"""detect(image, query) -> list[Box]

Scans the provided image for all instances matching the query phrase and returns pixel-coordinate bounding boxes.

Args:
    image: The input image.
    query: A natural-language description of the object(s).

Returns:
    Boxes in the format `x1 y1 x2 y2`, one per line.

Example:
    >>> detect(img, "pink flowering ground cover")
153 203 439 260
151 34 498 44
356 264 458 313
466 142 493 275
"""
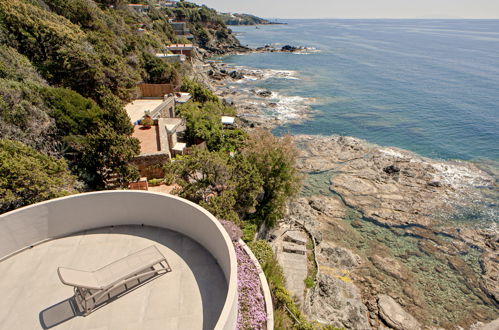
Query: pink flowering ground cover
235 242 267 330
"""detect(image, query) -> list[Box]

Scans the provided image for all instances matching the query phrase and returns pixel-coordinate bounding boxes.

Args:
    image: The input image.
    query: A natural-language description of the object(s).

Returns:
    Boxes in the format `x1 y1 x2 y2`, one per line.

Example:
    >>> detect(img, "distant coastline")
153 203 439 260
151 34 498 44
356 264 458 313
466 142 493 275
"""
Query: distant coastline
220 12 286 26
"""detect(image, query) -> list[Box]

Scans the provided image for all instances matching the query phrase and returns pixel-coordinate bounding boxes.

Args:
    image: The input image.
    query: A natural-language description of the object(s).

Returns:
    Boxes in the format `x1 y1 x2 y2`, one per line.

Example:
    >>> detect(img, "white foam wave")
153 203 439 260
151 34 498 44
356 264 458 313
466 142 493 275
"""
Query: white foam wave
268 92 312 120
230 66 300 81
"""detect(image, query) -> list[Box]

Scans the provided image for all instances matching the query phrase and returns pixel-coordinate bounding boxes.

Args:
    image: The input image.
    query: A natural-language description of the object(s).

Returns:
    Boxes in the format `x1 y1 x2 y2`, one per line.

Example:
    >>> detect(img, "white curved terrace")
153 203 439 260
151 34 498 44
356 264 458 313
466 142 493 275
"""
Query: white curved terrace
0 191 238 330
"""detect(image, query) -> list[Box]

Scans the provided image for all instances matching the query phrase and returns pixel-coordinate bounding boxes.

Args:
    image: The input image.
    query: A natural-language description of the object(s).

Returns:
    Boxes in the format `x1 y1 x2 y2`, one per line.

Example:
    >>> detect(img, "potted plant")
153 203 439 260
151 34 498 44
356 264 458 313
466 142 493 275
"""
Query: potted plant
141 115 154 129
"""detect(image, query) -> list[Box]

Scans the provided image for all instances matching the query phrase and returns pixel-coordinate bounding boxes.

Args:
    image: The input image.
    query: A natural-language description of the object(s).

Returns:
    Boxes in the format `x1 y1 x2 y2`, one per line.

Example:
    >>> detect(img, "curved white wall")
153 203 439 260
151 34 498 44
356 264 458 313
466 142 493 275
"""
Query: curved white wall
0 191 237 330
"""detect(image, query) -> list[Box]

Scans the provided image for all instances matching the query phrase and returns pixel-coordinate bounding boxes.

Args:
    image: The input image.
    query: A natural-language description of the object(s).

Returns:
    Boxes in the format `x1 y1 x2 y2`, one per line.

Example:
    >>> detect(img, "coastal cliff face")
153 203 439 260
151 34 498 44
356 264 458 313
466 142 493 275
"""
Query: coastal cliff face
281 135 498 329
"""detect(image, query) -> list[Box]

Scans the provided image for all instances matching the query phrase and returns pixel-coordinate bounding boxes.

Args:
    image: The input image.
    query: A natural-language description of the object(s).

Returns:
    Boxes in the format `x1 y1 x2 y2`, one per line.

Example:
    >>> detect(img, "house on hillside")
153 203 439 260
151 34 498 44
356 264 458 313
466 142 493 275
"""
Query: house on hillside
131 117 187 179
170 22 194 39
165 44 195 58
155 53 187 63
154 0 178 8
128 4 149 13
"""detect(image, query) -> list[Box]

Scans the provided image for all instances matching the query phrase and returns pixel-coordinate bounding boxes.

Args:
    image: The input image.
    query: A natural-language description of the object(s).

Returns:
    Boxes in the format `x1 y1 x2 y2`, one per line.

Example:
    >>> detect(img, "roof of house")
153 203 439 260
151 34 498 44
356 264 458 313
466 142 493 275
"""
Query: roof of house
166 43 194 50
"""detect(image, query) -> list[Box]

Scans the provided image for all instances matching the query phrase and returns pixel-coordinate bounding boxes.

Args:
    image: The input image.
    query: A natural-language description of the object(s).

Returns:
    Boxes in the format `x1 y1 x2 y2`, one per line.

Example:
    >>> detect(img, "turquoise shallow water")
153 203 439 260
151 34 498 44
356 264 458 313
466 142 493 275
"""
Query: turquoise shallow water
224 19 499 162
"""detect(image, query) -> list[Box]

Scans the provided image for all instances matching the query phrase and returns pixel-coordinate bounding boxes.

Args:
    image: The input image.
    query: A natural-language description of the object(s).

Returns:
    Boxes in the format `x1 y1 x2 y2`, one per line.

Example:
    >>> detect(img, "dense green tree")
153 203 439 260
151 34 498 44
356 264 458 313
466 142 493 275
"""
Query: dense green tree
0 47 46 84
142 52 180 84
177 100 243 151
41 87 103 136
0 139 75 213
0 79 58 155
66 128 140 189
242 130 302 227
181 78 220 104
164 149 262 221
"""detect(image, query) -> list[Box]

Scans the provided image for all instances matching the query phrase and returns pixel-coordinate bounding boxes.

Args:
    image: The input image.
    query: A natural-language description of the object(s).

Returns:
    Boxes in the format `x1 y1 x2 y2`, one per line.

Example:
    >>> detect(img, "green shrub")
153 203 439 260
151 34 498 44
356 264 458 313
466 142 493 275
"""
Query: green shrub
164 148 262 221
0 139 75 213
248 240 273 264
181 78 220 104
243 130 302 227
140 116 154 127
142 52 180 84
304 277 315 289
148 178 163 186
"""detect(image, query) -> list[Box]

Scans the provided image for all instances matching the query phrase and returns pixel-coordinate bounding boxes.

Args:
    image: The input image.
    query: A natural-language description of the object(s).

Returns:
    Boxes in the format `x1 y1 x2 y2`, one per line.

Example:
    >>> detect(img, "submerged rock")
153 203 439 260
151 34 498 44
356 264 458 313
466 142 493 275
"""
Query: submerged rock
284 135 498 328
377 295 421 330
229 70 244 79
281 45 299 52
256 90 272 97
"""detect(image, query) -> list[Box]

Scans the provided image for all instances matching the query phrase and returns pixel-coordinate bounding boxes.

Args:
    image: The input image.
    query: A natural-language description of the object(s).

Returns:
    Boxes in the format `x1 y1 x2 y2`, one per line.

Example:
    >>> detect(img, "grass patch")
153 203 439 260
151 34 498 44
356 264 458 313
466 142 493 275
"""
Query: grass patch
304 236 318 289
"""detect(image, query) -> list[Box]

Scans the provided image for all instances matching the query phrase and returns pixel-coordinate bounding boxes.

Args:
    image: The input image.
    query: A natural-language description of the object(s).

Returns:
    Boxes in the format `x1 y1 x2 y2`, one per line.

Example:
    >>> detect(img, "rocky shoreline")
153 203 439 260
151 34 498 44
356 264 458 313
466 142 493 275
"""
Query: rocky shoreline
203 62 314 128
286 135 499 329
194 46 499 329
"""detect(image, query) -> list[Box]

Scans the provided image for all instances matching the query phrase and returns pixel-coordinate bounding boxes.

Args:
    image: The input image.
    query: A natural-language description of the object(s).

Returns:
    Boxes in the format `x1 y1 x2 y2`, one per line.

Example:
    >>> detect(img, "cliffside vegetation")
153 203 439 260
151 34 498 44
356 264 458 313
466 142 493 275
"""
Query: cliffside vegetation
0 139 75 213
0 1 306 327
166 80 301 229
0 0 242 212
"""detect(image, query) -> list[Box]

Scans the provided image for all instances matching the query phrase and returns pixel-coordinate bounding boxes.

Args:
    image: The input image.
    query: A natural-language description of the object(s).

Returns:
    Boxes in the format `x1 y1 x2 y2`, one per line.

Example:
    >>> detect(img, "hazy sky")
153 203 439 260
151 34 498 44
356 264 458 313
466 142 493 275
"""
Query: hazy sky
194 0 499 19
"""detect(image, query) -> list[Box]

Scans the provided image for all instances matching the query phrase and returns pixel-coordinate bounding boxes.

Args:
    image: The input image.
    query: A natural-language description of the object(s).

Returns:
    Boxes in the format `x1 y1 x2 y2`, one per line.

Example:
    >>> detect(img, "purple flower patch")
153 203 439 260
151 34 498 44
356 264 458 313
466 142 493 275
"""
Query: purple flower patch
235 242 267 330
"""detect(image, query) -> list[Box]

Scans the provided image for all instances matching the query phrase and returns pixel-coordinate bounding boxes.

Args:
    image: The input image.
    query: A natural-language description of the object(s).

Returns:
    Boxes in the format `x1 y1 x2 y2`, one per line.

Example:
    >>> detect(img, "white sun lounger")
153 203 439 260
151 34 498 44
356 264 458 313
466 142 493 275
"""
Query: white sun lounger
58 245 171 315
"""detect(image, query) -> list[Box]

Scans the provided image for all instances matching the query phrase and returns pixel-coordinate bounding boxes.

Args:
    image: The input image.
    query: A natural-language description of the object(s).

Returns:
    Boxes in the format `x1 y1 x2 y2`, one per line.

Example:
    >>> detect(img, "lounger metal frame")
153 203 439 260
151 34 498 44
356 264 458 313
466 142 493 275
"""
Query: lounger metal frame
73 259 171 315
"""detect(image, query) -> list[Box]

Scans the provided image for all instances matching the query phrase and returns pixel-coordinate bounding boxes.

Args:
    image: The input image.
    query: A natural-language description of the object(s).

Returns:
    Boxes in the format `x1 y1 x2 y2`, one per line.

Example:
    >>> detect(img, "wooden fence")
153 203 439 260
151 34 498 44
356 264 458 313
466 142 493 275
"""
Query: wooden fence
136 83 180 98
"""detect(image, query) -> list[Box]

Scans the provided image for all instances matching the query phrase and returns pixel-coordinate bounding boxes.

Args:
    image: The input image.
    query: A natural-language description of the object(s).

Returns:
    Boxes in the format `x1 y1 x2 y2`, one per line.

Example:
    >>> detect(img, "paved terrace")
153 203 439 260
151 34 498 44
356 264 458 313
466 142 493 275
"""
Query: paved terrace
125 99 164 123
0 225 226 329
132 125 161 154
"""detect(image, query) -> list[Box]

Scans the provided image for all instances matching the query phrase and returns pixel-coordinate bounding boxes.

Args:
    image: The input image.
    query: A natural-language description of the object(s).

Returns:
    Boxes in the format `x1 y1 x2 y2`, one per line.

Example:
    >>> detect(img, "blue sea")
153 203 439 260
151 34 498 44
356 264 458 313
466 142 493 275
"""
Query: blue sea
223 20 499 163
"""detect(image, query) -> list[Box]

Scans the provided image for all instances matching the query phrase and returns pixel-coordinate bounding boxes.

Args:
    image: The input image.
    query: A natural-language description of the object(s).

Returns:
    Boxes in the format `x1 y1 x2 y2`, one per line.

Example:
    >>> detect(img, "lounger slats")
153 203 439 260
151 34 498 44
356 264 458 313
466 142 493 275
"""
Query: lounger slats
57 245 171 315
93 246 165 288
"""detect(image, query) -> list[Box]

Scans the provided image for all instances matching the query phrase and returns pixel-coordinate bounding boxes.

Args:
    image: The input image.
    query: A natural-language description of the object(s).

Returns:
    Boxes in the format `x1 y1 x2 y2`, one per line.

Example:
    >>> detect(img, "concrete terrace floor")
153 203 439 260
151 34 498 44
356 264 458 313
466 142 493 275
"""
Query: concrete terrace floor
0 225 227 330
125 99 164 123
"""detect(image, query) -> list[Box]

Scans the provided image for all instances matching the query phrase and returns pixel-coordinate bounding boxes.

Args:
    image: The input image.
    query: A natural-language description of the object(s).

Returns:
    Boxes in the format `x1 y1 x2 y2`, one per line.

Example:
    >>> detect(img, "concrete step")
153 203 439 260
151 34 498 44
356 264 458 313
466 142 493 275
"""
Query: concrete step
284 232 307 246
282 242 306 255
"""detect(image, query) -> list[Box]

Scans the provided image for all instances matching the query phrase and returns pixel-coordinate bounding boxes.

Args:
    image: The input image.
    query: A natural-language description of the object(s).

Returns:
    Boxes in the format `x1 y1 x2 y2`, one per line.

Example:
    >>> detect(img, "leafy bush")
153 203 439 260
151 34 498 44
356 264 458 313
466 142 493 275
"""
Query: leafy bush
0 139 75 213
181 78 220 104
164 149 262 221
242 130 302 227
248 240 273 265
66 128 140 189
242 223 258 243
142 52 180 84
41 86 103 136
0 47 46 84
148 178 163 186
177 99 242 151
